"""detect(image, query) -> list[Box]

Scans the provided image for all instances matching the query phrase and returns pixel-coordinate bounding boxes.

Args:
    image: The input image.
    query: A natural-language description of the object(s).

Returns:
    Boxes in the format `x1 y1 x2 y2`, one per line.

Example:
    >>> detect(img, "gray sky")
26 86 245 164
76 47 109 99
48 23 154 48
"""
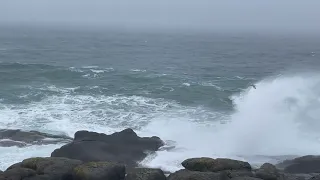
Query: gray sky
1 0 320 33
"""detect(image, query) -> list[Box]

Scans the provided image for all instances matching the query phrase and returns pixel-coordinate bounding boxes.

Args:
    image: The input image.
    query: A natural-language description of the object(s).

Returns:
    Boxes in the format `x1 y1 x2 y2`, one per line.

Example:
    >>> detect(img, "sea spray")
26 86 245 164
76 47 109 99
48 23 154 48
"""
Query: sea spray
141 73 320 172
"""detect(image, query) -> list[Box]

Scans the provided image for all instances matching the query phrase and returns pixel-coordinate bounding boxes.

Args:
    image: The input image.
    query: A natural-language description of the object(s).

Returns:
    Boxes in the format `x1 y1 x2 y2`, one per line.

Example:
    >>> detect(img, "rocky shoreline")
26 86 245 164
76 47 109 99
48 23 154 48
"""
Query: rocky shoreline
1 128 320 180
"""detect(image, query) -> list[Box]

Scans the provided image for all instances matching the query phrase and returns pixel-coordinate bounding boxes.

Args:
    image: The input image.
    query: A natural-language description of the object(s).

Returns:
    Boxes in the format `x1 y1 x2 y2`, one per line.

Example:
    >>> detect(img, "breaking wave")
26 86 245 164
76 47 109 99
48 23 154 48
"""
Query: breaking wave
141 73 320 171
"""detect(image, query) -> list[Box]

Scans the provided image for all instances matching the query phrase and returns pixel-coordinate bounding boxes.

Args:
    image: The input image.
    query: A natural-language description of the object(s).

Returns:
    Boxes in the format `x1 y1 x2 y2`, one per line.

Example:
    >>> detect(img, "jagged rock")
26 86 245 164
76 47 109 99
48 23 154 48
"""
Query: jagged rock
276 156 320 174
72 162 125 180
167 169 230 180
255 163 279 180
181 157 251 172
51 128 164 167
125 168 166 180
0 168 36 180
7 157 82 179
0 129 72 147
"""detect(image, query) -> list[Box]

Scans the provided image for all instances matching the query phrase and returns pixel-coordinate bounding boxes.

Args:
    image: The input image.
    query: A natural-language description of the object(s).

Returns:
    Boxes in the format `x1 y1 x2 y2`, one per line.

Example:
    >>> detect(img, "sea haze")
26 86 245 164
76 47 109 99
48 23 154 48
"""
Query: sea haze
0 26 320 171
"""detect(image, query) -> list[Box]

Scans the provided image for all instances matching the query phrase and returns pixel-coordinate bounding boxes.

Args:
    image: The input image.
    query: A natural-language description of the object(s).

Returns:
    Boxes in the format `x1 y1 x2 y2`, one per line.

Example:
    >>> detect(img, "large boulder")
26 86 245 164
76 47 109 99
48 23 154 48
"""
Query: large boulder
168 169 229 180
72 162 125 180
6 157 83 179
51 128 164 167
0 168 36 180
276 156 320 174
255 163 280 180
0 129 72 147
181 157 251 172
125 168 166 180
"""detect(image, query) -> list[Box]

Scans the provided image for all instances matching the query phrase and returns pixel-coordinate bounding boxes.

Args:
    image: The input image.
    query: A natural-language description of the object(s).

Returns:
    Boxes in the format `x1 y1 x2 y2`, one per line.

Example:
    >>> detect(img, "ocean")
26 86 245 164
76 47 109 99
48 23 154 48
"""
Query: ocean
0 26 320 171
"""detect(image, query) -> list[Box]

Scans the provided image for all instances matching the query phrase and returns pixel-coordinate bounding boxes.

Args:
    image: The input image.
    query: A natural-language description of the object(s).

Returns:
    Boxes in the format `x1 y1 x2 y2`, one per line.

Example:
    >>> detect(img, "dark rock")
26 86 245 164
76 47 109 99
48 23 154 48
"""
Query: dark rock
276 156 320 174
232 177 263 180
7 157 82 179
0 129 72 147
309 175 320 180
168 169 230 180
51 128 164 167
24 175 56 180
281 173 314 180
72 162 125 180
0 168 36 180
0 140 27 147
255 163 279 180
181 157 251 172
125 168 166 180
6 162 23 170
225 170 254 178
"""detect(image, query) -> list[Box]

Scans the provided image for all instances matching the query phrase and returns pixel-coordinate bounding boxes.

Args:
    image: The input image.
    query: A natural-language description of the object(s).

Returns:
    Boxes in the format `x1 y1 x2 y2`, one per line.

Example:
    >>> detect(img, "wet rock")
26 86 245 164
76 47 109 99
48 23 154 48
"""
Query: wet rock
72 162 125 180
125 168 166 180
168 169 230 180
7 157 82 179
0 129 72 147
255 163 279 180
0 168 36 180
51 128 164 167
181 157 251 172
276 156 320 174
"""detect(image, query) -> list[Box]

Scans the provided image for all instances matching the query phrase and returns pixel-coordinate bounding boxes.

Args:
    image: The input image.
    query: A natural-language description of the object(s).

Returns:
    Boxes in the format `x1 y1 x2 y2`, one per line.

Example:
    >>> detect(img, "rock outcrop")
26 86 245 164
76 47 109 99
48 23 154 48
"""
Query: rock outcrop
51 128 164 167
167 169 230 180
175 157 258 180
276 156 320 174
72 162 125 180
2 128 320 180
255 163 280 180
0 168 37 180
181 157 252 172
2 157 82 180
125 168 166 180
0 129 72 147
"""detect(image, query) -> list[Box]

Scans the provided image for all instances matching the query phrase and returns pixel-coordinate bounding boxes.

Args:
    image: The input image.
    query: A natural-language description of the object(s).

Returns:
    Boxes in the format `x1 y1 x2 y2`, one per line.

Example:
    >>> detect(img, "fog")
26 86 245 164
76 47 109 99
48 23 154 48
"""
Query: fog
1 0 320 33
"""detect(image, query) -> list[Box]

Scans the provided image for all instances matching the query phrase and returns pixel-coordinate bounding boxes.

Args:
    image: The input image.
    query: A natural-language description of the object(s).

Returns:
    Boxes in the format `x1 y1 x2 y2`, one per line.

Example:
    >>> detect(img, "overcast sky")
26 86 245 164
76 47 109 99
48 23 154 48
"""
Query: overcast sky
1 0 320 33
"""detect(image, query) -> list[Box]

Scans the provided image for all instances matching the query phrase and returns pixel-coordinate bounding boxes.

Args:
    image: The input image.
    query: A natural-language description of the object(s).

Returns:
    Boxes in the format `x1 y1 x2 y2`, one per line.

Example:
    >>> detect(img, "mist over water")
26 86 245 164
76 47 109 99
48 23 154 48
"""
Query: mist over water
1 0 320 34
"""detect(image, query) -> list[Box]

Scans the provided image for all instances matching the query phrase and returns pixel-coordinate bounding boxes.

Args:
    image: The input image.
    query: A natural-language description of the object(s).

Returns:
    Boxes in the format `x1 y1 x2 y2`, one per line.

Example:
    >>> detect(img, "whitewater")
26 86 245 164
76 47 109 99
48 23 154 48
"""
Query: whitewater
1 73 320 171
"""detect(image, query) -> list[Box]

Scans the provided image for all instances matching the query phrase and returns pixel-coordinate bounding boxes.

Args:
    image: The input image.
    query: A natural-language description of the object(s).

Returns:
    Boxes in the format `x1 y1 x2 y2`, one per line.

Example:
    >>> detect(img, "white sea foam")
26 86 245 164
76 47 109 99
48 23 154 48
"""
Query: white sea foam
90 69 105 73
140 73 320 171
200 81 223 91
82 66 99 69
1 73 320 172
0 144 64 170
130 69 147 72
